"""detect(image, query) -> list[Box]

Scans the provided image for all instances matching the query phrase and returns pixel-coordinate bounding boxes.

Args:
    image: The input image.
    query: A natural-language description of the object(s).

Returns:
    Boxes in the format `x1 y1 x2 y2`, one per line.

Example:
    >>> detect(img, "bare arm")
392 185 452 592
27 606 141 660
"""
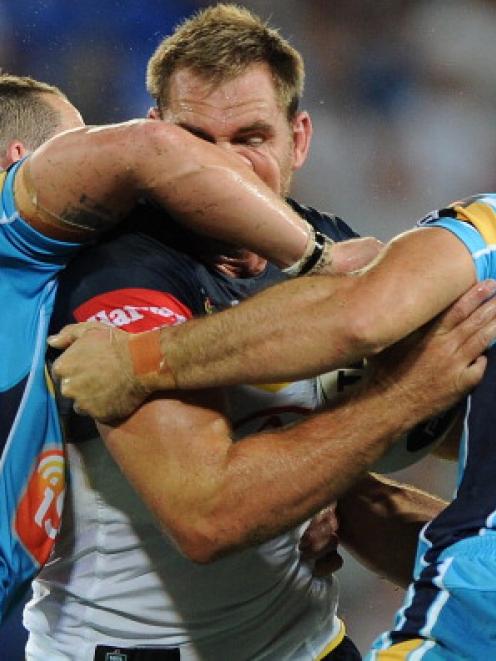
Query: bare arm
51 228 481 421
14 120 310 264
337 473 447 589
159 227 477 386
94 288 492 562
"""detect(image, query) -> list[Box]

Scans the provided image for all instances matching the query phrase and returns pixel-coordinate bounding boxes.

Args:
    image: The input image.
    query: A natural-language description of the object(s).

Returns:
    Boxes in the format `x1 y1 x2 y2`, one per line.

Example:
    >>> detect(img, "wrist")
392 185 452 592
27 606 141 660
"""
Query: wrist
282 221 334 277
128 329 177 393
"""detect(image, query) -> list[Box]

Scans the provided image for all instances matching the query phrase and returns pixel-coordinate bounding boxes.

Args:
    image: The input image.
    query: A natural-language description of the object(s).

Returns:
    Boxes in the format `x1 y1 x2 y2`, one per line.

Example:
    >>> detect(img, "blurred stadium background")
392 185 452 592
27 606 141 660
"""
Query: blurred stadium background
2 0 495 657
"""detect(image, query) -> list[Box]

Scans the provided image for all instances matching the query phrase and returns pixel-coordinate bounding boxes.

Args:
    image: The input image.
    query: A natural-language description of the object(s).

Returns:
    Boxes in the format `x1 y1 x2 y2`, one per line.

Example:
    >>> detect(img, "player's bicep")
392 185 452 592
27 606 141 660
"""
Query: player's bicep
348 226 478 350
13 126 137 242
97 389 232 520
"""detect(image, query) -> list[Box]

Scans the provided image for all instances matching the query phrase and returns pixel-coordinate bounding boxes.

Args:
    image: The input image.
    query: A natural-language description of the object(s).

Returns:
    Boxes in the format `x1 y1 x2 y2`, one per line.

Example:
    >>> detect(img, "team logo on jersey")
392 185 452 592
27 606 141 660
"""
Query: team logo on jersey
233 405 313 434
14 448 65 565
74 288 193 332
204 296 215 315
417 209 440 226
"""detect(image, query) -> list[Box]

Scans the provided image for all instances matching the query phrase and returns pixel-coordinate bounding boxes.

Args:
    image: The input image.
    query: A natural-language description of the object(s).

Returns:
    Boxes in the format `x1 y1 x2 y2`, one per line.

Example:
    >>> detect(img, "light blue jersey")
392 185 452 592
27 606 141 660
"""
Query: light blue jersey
368 194 496 660
0 160 80 617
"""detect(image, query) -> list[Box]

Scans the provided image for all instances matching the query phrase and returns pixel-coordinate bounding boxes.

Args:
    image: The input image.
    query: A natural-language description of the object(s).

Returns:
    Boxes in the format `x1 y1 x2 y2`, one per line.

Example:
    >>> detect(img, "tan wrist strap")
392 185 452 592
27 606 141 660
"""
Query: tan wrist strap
129 330 164 376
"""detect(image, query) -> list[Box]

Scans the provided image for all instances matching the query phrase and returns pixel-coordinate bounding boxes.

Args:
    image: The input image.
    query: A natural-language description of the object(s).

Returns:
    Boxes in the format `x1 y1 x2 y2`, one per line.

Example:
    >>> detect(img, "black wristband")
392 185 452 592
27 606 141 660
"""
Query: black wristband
299 231 327 275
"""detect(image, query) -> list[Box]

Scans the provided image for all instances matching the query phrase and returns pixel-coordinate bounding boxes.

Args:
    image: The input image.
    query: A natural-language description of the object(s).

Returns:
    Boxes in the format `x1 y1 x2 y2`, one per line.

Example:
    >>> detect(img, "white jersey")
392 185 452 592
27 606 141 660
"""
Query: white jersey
24 379 342 661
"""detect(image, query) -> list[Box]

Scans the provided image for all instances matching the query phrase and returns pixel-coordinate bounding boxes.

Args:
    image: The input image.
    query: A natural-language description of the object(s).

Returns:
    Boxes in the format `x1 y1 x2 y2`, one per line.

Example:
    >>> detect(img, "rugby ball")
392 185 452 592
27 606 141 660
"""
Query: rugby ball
317 363 459 473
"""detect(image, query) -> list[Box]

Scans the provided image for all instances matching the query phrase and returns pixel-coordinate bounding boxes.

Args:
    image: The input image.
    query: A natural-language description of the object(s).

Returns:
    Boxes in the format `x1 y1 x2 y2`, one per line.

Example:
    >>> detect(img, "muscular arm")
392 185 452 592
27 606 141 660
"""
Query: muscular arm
94 288 492 561
97 379 440 563
52 226 481 421
337 473 447 589
14 120 309 264
157 227 477 388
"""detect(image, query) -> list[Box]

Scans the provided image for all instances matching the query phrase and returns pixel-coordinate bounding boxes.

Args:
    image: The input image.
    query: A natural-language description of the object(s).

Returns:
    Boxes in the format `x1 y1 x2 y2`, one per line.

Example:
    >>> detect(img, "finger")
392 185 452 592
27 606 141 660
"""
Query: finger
58 374 76 398
47 321 104 348
47 324 83 348
458 354 488 394
437 280 496 333
73 401 89 417
52 354 73 380
299 519 332 550
49 362 61 389
313 552 344 577
437 296 496 358
458 312 496 362
300 532 339 559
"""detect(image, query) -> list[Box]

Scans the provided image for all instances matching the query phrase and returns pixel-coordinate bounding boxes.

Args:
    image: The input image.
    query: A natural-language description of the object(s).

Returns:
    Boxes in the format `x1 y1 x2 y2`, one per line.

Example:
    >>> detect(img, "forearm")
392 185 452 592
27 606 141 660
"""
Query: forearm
159 273 358 389
140 122 310 267
149 227 477 391
337 473 447 588
18 120 309 264
99 378 437 562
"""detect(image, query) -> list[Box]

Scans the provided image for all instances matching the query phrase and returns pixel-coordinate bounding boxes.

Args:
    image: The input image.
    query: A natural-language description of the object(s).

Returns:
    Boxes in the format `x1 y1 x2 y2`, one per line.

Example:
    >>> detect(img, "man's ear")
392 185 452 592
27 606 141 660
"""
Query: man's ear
147 106 161 120
0 141 28 169
291 111 313 172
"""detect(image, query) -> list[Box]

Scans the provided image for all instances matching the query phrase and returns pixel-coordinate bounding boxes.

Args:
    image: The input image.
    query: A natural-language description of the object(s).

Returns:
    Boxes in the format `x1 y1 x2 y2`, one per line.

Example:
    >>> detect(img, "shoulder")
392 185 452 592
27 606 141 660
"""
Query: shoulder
0 160 81 268
417 193 496 282
52 230 205 332
419 194 496 230
417 193 496 247
286 198 359 242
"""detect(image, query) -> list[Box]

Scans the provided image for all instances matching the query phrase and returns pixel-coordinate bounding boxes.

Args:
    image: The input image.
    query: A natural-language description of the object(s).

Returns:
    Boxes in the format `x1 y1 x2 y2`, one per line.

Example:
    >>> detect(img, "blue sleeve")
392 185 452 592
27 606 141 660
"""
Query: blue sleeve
0 160 81 273
418 217 495 282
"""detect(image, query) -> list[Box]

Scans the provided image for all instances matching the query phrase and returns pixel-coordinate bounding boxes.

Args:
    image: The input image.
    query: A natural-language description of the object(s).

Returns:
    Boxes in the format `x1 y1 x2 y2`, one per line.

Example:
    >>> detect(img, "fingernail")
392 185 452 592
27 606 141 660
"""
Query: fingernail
482 280 496 295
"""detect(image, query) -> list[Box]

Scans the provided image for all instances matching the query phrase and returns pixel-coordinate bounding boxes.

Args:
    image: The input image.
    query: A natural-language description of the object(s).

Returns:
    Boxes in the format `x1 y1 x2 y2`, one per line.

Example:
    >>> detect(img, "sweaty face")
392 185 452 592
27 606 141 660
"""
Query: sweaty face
161 64 300 196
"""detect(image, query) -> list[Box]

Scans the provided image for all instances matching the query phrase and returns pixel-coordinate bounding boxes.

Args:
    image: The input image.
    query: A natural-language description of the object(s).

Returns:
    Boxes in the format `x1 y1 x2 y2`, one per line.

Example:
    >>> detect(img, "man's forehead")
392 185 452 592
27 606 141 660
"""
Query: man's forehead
166 65 282 122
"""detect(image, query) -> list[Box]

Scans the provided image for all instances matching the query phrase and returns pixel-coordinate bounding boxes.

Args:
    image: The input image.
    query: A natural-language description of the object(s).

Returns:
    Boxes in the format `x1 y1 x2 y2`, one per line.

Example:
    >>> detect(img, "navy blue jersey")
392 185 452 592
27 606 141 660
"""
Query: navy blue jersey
32 200 361 661
51 199 358 443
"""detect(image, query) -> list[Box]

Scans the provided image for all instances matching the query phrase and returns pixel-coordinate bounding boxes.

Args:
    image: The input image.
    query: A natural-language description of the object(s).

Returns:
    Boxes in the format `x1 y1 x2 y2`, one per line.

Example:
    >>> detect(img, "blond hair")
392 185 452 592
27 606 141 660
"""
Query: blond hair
0 73 70 152
147 4 304 119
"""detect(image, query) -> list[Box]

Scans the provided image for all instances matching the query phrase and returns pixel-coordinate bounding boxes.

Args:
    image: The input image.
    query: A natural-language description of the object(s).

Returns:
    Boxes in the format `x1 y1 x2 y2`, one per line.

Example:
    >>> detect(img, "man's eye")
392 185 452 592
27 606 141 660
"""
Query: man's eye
240 135 265 146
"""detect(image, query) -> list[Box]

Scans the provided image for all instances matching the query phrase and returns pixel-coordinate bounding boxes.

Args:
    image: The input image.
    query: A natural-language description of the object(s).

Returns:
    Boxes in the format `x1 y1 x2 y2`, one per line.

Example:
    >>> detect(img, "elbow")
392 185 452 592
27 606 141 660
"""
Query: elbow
170 515 241 564
333 298 387 360
346 312 387 358
319 274 390 365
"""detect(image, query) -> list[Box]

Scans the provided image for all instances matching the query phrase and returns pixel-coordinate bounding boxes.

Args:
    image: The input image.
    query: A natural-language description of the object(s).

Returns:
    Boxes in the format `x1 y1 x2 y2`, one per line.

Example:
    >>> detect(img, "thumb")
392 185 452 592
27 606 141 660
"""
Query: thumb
47 322 102 348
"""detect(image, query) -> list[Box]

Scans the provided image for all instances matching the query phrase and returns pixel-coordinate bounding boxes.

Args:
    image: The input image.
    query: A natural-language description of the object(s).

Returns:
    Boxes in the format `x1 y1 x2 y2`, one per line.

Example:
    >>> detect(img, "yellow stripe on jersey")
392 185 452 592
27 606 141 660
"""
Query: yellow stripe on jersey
44 365 56 397
315 620 346 660
375 638 429 659
0 170 7 191
452 201 496 244
254 382 291 393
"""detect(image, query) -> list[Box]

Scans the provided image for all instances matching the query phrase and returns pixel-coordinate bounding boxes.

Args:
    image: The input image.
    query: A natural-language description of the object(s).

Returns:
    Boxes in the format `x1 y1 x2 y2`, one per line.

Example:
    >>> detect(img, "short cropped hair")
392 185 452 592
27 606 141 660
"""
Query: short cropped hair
0 74 69 153
147 3 305 119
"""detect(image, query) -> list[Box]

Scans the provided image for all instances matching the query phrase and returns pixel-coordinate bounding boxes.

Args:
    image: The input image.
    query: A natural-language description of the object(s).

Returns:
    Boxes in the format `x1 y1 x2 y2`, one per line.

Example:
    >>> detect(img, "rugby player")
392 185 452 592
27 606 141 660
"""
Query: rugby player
43 6 496 660
0 37 380 619
0 62 330 620
52 74 496 661
0 74 85 618
25 7 371 659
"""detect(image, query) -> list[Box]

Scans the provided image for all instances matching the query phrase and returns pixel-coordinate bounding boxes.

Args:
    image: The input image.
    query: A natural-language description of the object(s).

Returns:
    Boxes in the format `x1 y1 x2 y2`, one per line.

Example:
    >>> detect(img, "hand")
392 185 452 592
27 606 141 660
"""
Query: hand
49 322 152 422
369 280 496 423
299 506 343 577
323 236 384 275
